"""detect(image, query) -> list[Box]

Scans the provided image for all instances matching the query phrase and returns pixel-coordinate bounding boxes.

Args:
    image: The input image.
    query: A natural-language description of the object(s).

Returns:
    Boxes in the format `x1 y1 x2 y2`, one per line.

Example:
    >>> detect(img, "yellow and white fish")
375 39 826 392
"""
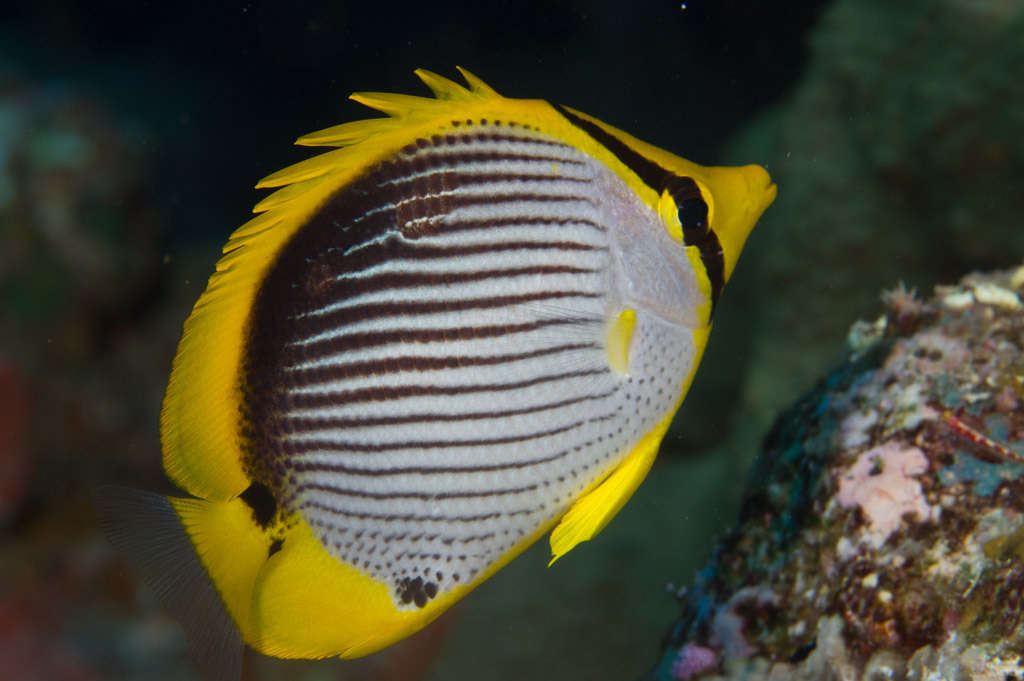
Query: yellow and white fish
96 67 775 680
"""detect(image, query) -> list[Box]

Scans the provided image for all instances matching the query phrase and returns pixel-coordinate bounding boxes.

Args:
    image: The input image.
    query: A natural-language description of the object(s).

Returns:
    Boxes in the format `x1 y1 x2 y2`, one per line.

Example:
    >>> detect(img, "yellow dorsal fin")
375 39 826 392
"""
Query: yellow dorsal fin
348 92 437 118
294 118 398 148
256 147 352 188
408 67 502 101
414 68 473 99
455 66 500 97
263 68 504 188
252 175 331 214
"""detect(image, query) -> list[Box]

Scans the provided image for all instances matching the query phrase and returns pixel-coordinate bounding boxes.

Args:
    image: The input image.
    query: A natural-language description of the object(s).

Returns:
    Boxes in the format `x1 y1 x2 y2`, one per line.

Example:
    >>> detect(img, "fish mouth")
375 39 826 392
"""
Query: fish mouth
747 164 777 212
739 165 777 232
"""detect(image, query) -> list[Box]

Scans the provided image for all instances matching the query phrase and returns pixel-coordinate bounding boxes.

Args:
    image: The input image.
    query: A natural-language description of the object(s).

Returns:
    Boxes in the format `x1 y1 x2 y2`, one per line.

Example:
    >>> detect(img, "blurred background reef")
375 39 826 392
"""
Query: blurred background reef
0 1 1021 680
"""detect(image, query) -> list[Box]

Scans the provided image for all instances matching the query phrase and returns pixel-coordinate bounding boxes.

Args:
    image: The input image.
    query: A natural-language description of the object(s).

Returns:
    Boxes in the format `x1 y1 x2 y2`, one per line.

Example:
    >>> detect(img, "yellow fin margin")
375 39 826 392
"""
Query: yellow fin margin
249 519 420 658
248 493 574 659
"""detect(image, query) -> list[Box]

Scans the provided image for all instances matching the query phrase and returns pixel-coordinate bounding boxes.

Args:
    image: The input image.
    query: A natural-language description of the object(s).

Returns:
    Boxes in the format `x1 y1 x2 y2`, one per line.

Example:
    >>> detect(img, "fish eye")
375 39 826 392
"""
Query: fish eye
657 176 713 245
676 190 707 231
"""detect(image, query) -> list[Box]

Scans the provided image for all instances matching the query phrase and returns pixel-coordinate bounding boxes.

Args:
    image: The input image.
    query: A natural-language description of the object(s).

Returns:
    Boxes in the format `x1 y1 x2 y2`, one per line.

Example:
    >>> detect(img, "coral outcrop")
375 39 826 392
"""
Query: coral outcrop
650 266 1024 680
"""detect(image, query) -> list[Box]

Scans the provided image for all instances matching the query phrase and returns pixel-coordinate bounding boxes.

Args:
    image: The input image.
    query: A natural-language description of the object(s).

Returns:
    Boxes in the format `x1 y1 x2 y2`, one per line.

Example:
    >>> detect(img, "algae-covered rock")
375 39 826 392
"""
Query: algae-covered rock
649 265 1024 681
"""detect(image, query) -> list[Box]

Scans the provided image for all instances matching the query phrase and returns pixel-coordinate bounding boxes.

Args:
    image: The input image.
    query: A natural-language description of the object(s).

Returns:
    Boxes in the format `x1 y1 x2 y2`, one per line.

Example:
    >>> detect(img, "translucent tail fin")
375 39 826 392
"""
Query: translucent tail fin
93 485 244 681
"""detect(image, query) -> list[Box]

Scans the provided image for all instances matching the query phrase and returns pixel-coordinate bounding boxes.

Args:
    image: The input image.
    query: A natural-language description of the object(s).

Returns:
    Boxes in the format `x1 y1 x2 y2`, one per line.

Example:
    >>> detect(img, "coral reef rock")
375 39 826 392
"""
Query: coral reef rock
649 265 1024 681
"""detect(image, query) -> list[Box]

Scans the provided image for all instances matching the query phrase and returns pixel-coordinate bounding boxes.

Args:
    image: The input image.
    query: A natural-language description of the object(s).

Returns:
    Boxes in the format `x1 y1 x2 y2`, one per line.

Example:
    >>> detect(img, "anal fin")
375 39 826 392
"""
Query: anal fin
548 411 673 565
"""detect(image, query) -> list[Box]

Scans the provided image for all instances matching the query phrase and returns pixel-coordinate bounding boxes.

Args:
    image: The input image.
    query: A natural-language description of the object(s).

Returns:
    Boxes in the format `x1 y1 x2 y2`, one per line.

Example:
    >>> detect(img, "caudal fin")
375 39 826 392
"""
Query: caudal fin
93 485 244 681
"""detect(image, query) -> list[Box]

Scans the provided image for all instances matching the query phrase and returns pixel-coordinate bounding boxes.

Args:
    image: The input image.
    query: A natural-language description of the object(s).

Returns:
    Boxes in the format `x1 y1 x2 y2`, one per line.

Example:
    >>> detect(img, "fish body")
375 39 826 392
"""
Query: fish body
97 68 775 679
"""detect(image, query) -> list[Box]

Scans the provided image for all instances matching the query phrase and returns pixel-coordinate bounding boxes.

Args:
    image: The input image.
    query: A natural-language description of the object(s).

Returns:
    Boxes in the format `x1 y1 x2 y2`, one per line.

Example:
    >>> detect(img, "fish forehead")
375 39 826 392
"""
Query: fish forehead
241 123 696 609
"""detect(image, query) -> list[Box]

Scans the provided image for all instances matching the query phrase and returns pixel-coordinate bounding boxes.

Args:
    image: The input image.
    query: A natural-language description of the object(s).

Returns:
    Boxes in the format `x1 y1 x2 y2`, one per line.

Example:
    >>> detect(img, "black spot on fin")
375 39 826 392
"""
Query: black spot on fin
239 481 277 528
93 486 243 681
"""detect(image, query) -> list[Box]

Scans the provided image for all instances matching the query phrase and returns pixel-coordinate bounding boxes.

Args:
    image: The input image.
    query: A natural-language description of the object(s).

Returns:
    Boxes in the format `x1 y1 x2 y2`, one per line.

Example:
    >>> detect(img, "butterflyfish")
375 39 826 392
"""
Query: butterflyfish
96 67 775 680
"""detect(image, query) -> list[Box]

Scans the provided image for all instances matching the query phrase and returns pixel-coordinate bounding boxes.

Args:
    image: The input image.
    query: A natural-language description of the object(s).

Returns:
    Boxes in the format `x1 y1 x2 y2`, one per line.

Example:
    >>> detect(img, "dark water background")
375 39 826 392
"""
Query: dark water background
2 0 817 242
3 1 1020 680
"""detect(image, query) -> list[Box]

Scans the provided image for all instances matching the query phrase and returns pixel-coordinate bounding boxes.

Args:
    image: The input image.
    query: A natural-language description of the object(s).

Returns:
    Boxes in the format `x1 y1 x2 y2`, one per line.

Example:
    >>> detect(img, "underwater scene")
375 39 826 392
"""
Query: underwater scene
2 1 1023 679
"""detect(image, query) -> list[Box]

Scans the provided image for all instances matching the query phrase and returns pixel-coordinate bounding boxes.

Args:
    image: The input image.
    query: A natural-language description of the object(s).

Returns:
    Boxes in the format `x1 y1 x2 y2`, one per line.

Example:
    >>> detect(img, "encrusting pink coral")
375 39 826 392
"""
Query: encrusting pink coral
670 644 717 680
836 441 932 548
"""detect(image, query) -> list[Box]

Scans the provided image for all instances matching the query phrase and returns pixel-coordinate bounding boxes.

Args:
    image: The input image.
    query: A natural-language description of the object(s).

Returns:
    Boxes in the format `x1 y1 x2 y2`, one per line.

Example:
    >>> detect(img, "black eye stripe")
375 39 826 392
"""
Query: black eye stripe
663 175 707 232
553 104 724 313
663 177 723 312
